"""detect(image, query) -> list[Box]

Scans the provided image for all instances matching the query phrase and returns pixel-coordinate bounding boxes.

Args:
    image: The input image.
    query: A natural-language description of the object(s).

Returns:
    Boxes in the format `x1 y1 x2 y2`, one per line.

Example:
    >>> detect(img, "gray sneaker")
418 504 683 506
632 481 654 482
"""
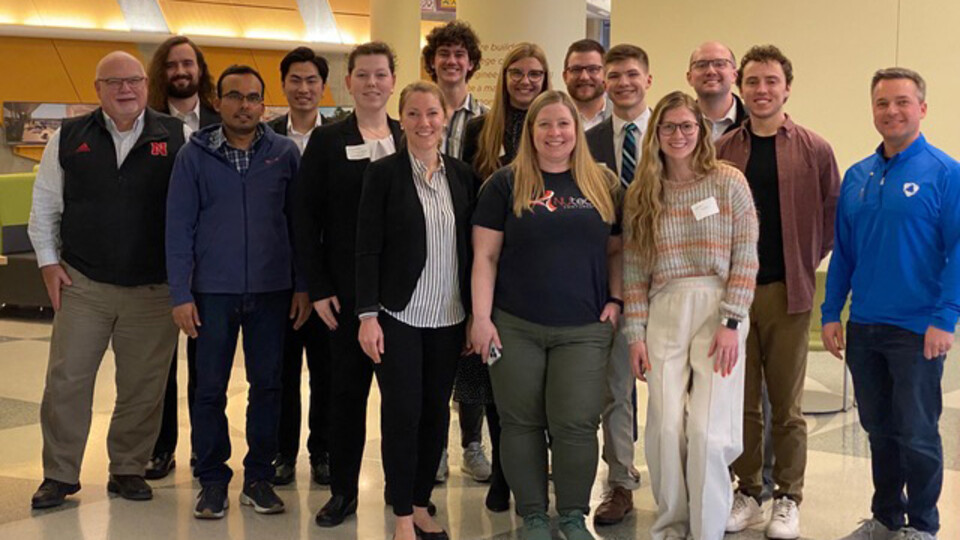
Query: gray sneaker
838 519 899 540
434 448 449 483
461 442 492 482
893 528 937 540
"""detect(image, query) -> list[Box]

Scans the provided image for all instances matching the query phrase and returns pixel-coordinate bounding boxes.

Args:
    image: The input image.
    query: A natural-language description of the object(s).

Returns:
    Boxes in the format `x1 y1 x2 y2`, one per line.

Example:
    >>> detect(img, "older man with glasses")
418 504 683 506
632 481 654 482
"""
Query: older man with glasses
166 64 303 519
28 51 188 509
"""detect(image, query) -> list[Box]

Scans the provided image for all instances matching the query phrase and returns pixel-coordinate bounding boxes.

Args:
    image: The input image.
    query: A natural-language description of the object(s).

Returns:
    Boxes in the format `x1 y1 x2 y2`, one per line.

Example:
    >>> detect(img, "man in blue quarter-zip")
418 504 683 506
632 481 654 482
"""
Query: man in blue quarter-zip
823 67 960 540
166 64 303 520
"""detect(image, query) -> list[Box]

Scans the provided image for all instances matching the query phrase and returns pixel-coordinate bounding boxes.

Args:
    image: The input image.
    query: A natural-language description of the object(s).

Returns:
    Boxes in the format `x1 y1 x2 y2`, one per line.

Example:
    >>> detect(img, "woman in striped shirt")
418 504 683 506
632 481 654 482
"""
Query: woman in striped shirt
354 81 477 540
622 91 759 540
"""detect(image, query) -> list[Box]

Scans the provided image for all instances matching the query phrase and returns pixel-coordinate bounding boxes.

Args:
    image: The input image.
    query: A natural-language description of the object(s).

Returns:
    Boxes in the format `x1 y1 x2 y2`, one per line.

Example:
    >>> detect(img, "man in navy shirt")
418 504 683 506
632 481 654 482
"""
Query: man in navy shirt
823 67 960 540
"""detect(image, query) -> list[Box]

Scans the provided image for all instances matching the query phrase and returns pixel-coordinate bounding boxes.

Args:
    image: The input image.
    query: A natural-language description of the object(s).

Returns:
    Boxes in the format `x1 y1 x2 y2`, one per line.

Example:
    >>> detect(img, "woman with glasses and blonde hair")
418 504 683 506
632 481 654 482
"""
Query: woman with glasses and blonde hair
622 90 758 540
456 41 550 513
471 90 622 540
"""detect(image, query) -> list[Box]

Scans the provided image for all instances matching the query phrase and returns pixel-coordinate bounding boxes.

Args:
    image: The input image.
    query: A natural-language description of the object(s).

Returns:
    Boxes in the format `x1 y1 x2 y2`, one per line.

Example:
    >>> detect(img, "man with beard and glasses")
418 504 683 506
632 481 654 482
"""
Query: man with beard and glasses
563 39 611 131
144 35 221 480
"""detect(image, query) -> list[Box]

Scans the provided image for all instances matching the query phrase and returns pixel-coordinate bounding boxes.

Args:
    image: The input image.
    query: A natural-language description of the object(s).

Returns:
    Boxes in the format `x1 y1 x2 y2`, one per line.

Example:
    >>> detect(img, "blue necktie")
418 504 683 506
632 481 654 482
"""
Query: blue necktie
621 123 638 187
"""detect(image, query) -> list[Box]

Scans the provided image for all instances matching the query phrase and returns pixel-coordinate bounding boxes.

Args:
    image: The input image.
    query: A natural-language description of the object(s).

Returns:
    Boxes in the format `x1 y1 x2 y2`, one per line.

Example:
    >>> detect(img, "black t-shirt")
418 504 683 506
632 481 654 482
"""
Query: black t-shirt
745 132 786 285
472 167 618 326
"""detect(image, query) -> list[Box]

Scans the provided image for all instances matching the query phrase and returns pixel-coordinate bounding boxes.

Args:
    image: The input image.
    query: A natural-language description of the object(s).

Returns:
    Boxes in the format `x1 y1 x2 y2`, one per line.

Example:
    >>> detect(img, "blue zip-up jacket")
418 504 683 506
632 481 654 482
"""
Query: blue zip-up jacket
822 134 960 334
166 123 304 306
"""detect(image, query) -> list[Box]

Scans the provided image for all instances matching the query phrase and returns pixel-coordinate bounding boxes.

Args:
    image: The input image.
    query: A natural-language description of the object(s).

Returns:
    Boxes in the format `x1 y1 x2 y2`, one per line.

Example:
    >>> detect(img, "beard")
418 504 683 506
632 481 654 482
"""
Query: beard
570 83 604 104
167 76 200 99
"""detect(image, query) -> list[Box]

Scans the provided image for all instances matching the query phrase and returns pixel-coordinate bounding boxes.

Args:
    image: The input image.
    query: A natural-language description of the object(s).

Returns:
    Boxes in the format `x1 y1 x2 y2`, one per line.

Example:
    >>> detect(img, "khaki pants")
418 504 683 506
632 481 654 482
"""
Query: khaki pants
733 281 810 502
601 328 640 490
40 265 177 484
645 277 747 540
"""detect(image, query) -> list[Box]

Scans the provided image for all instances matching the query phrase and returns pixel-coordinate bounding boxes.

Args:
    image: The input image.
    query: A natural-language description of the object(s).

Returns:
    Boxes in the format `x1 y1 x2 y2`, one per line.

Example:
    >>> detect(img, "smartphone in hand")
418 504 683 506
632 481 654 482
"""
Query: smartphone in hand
488 344 502 366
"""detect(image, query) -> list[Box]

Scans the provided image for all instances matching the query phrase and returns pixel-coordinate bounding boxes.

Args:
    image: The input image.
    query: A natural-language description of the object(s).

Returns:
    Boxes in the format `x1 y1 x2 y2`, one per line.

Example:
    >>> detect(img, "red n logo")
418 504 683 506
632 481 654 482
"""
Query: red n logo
150 142 168 156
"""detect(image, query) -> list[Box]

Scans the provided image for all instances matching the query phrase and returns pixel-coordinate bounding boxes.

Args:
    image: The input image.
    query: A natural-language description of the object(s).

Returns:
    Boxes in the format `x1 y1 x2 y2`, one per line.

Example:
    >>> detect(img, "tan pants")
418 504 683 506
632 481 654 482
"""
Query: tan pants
40 265 177 484
732 281 810 502
601 328 640 490
645 277 747 540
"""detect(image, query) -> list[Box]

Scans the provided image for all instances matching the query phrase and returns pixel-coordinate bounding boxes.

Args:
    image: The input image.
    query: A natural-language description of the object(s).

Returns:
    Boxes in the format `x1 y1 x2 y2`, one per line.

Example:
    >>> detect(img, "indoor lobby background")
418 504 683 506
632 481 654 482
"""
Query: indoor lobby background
0 0 958 539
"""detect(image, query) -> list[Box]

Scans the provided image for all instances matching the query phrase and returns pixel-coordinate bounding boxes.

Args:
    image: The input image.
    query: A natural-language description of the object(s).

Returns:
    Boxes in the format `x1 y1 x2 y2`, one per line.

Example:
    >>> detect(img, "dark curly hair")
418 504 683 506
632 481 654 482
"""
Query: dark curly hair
147 36 215 113
737 44 793 88
422 20 482 83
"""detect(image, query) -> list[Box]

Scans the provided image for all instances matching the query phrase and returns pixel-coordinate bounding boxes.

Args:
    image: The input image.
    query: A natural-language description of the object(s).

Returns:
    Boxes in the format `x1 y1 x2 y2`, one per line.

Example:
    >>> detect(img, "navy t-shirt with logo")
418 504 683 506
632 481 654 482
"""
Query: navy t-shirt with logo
472 167 619 327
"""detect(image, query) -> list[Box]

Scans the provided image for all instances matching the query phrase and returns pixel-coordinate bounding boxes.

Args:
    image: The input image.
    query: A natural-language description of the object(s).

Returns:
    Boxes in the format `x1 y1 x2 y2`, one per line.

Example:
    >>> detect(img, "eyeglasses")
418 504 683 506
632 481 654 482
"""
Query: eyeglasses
690 59 734 71
222 91 264 104
565 65 603 76
97 76 146 89
506 68 545 83
658 122 699 136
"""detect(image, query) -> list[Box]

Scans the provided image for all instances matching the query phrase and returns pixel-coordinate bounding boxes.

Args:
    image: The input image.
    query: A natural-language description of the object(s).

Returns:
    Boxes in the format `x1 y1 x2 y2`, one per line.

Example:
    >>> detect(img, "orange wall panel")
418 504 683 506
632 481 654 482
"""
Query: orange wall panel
28 0 129 30
53 40 142 103
0 37 80 102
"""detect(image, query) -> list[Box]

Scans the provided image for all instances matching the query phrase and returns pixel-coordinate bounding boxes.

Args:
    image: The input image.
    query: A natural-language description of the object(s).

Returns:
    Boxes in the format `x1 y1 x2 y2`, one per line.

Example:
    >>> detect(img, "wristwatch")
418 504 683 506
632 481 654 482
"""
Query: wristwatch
721 317 741 330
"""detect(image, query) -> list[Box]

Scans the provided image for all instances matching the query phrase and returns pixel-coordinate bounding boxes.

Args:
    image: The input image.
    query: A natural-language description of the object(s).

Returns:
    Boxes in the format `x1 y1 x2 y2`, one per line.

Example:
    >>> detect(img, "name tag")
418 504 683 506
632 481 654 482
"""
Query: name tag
691 196 720 221
346 144 370 161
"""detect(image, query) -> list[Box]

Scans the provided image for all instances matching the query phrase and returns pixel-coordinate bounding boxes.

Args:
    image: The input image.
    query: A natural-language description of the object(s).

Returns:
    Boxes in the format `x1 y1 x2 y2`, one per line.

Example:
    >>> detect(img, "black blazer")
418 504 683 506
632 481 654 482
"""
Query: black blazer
266 113 333 136
156 102 220 128
460 115 484 177
355 152 477 316
724 94 749 135
585 117 618 175
293 112 403 303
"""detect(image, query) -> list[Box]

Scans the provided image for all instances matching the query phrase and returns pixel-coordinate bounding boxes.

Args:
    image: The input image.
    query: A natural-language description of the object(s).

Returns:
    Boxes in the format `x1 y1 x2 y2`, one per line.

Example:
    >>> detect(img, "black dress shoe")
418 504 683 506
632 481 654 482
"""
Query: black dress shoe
414 524 450 540
315 495 358 527
31 479 80 509
144 452 176 480
272 461 295 486
107 474 153 501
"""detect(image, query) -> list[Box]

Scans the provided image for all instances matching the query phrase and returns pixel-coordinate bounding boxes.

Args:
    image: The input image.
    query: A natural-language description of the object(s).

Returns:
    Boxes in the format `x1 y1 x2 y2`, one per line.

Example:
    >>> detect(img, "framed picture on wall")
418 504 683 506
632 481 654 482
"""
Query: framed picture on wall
3 102 98 145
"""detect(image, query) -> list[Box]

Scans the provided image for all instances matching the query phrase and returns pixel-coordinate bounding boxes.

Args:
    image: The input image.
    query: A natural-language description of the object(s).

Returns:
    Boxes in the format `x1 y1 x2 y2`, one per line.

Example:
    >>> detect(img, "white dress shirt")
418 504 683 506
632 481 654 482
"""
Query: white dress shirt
612 107 652 174
168 99 200 132
710 98 739 141
287 113 323 155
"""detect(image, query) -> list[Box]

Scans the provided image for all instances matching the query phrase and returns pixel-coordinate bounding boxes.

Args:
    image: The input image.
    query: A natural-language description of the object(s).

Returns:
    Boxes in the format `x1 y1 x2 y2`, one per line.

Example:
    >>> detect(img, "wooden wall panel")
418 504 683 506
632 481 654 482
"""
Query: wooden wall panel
0 37 79 102
54 40 143 103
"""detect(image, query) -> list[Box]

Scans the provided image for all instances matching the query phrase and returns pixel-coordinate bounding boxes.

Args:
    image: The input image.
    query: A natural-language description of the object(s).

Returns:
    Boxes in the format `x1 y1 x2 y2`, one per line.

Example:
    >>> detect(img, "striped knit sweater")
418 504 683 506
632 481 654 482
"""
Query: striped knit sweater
623 163 759 343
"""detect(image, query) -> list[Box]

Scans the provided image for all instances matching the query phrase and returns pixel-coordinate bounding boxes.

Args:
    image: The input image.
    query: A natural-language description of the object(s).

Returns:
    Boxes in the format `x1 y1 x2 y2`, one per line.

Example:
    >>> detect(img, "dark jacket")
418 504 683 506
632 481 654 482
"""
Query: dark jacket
724 94 748 136
166 123 302 306
585 117 617 175
58 108 186 286
355 151 477 316
293 113 403 303
156 102 220 129
266 113 331 136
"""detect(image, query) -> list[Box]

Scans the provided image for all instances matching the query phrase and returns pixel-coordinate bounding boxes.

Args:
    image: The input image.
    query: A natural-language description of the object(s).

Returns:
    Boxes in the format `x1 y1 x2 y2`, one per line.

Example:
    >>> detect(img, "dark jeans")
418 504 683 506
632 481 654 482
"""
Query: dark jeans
375 314 464 516
277 311 331 463
846 322 944 534
327 301 375 500
457 402 485 448
192 291 289 487
153 337 196 456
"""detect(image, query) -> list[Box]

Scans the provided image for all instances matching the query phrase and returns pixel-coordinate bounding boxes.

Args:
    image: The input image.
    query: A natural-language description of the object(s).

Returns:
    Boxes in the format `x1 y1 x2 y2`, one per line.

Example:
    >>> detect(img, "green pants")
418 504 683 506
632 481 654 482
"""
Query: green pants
489 308 613 516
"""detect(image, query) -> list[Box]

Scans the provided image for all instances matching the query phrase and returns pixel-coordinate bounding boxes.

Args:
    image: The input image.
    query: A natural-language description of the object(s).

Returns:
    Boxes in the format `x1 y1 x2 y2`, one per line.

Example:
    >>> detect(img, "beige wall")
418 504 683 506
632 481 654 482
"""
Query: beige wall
611 0 956 171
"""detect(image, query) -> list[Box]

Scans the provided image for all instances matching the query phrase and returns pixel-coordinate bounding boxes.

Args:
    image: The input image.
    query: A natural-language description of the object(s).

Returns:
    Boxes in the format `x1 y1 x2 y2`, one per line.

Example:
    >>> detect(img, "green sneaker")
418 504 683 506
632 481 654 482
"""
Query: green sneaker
523 512 552 540
558 509 595 540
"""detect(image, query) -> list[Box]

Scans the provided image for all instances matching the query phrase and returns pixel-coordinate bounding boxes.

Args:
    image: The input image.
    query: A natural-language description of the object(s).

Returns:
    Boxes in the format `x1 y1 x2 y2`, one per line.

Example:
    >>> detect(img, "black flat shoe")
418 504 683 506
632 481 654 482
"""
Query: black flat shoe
144 452 176 480
315 494 358 527
272 460 295 486
107 474 153 501
311 453 331 485
31 479 80 509
414 524 450 540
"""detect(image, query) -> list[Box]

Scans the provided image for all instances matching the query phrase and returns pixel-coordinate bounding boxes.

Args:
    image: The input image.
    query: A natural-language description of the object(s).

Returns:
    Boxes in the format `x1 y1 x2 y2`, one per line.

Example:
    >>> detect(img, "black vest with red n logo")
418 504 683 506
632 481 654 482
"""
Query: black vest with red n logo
58 108 186 286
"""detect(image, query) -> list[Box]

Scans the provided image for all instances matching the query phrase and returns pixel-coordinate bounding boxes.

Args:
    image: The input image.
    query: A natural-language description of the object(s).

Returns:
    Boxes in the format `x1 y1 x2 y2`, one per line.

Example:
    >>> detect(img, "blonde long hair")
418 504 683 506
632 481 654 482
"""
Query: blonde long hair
624 91 720 265
474 42 550 179
509 90 619 223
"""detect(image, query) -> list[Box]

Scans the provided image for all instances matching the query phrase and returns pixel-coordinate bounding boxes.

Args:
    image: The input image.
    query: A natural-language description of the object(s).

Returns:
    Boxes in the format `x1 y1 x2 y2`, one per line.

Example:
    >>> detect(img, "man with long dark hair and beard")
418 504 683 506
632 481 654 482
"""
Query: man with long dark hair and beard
148 36 219 131
142 36 220 481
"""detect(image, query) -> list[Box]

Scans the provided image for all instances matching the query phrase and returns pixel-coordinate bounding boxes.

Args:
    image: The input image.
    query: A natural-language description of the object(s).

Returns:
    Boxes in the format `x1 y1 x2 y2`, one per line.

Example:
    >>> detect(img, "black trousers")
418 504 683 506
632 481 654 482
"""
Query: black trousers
153 337 196 456
457 402 485 448
375 314 464 516
327 303 374 500
277 311 331 462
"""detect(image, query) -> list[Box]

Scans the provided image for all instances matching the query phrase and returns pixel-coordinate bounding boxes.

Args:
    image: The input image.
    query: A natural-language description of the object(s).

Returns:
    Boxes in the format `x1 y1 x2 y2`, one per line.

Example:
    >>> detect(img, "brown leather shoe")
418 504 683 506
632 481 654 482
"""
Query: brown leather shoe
593 486 633 526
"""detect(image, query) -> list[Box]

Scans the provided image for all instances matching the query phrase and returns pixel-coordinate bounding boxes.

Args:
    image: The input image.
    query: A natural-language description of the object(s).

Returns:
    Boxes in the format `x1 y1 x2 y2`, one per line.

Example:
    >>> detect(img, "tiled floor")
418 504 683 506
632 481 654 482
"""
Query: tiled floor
0 314 957 539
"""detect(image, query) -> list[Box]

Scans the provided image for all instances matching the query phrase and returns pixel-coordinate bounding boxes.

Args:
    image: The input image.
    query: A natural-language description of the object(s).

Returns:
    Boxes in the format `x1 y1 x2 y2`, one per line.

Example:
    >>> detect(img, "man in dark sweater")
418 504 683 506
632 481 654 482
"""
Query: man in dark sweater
27 51 185 509
166 65 303 520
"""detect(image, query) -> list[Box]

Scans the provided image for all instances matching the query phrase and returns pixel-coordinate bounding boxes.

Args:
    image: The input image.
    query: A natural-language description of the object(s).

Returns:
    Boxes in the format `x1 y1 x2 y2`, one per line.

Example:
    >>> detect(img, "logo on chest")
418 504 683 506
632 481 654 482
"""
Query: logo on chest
150 142 168 157
529 190 596 213
903 182 920 197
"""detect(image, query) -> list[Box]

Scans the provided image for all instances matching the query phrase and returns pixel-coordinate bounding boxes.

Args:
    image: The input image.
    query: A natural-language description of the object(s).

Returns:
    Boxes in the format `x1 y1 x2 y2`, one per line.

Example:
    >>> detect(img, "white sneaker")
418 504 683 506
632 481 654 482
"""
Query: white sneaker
434 449 449 483
766 497 800 539
726 492 764 533
460 442 492 482
838 519 899 540
893 528 936 540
